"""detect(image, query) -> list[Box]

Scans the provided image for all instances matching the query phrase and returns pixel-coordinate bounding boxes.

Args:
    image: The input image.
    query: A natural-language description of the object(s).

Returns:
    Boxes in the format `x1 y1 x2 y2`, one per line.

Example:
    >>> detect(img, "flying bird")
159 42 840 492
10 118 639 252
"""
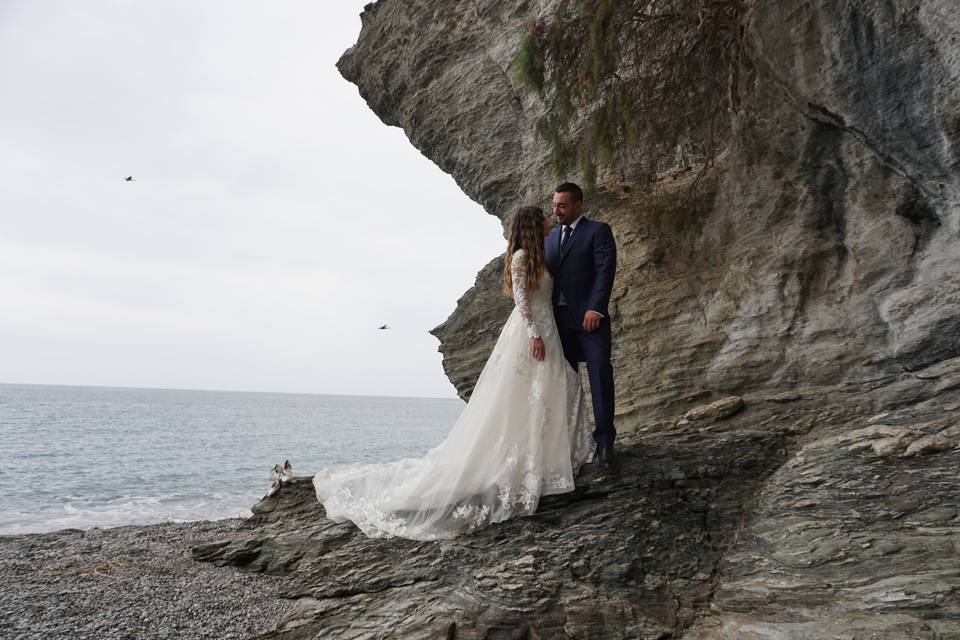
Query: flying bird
378 324 390 330
124 176 135 182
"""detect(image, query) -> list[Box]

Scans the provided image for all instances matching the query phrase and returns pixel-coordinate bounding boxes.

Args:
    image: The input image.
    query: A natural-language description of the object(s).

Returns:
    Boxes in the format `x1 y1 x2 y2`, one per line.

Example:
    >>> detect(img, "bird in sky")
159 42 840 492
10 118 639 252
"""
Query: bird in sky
124 176 135 182
378 324 390 330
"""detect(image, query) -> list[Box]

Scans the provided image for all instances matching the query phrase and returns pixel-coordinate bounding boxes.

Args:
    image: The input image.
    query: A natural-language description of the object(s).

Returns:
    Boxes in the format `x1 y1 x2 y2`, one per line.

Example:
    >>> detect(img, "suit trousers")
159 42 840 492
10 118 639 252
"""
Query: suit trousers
554 305 616 448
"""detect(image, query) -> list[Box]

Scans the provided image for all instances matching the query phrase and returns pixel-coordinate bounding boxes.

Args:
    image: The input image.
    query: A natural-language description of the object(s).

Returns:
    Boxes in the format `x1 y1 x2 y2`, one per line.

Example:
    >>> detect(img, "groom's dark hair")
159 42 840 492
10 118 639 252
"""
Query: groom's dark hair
555 182 584 202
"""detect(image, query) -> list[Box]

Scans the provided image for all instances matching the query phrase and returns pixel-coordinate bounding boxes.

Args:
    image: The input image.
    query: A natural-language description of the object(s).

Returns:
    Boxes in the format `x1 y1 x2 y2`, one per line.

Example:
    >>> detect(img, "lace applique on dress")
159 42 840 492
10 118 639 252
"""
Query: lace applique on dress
511 249 540 339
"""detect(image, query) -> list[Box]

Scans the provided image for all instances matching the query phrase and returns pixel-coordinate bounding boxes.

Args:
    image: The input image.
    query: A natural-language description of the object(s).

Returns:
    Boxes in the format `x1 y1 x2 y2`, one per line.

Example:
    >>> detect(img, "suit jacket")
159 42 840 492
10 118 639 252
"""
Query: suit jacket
545 217 617 321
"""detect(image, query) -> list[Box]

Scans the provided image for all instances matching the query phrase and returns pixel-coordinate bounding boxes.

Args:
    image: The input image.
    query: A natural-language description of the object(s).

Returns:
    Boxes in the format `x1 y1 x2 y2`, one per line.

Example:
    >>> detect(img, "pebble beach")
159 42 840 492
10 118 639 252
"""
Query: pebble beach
0 518 294 639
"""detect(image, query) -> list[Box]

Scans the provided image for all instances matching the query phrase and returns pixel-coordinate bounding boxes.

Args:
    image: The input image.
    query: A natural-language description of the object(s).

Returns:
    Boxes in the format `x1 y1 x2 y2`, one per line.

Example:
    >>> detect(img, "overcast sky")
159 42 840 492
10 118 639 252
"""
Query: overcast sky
0 1 506 398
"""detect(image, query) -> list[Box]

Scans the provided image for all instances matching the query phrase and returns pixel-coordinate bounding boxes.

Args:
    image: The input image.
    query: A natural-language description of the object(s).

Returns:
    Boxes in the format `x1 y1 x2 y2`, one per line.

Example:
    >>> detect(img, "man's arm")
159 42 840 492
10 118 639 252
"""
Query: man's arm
587 222 617 317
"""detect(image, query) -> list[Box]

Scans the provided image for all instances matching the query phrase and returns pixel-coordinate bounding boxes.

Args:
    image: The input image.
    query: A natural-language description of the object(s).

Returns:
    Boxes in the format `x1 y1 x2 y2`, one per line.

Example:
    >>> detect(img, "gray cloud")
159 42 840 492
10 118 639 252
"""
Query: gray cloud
0 1 507 397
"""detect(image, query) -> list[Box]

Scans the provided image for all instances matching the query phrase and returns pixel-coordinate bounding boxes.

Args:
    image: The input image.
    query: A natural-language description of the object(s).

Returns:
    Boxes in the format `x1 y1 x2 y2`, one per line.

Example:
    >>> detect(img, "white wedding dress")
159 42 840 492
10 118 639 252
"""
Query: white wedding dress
312 249 594 540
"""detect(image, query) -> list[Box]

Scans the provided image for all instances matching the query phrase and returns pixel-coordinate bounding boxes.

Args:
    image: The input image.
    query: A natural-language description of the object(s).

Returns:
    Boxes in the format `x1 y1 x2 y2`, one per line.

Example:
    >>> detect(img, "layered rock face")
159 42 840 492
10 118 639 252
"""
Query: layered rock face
341 0 960 418
194 367 959 638
193 1 960 637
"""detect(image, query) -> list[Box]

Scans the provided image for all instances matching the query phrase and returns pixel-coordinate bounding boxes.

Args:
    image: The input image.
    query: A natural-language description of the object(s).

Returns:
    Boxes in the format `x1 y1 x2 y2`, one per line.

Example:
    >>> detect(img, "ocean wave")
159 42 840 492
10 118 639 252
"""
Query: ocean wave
0 492 257 535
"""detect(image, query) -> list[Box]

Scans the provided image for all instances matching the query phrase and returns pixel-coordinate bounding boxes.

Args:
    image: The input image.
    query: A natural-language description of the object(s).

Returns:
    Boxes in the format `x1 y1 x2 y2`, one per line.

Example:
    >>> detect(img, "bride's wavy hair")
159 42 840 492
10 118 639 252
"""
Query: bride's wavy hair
503 205 547 297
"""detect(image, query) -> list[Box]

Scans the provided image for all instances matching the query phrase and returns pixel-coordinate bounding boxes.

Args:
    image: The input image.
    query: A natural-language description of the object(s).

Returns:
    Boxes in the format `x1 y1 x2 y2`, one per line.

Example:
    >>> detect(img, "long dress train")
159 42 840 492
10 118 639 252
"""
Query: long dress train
312 249 594 540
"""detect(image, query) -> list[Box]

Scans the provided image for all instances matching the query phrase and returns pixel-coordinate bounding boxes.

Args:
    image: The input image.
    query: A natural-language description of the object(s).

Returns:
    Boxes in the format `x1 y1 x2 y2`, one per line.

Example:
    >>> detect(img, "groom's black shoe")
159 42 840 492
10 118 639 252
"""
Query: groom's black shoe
598 444 615 470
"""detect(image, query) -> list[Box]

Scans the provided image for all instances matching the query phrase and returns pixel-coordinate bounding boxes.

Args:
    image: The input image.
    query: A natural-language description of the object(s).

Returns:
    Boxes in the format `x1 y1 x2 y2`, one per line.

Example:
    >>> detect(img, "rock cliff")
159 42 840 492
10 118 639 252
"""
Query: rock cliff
194 1 960 637
341 0 960 417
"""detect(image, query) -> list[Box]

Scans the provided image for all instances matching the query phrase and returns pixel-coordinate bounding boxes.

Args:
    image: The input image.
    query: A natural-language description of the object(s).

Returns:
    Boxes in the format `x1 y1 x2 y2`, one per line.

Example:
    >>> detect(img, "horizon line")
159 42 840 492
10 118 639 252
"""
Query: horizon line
0 381 462 402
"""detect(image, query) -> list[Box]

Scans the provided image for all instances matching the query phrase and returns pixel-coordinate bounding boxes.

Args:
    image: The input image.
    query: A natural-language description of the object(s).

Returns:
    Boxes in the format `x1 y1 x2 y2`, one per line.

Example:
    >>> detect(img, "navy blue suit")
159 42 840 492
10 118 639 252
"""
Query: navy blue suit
545 217 617 448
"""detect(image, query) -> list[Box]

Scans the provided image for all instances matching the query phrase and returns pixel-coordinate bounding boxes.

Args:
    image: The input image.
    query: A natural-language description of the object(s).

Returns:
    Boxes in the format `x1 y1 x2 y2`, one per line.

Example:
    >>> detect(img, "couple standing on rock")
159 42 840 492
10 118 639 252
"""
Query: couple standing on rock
313 182 618 540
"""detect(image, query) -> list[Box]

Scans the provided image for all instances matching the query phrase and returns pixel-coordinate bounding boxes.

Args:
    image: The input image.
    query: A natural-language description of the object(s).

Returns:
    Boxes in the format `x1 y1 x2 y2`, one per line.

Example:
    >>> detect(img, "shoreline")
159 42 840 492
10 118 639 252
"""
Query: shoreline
0 516 245 539
0 509 255 539
0 516 294 639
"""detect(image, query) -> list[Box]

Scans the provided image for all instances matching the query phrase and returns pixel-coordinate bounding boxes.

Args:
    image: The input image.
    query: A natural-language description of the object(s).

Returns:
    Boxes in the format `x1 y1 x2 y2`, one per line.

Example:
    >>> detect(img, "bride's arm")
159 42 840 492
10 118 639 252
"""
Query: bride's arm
511 250 541 340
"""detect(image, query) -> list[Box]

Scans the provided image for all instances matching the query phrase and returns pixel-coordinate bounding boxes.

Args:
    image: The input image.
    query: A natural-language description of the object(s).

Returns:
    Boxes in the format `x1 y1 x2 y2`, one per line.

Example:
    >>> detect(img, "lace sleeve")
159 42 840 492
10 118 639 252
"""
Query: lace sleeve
511 250 540 339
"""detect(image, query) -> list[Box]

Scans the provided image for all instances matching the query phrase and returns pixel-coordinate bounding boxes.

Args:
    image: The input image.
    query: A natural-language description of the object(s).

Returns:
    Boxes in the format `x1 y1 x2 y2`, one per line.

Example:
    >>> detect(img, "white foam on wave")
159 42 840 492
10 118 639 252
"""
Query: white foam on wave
0 492 258 535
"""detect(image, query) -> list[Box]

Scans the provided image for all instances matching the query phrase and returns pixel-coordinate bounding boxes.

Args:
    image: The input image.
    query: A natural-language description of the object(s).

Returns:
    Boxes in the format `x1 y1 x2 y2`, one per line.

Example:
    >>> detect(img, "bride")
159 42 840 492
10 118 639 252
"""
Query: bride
312 206 595 540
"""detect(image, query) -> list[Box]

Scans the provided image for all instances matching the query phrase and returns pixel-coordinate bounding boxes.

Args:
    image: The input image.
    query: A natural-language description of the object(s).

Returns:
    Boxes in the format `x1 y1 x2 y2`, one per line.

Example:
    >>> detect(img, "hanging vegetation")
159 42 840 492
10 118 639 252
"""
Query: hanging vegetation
513 0 748 187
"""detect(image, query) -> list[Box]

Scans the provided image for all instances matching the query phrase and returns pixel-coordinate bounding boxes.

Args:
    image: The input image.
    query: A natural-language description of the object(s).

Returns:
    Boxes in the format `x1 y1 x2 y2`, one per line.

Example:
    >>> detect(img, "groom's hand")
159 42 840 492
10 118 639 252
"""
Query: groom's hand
531 337 545 361
583 310 602 332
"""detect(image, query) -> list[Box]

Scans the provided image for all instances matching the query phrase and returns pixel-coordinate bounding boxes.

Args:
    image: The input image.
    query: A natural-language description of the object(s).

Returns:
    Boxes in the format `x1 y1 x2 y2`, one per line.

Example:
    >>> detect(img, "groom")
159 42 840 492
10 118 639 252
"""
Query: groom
546 182 618 469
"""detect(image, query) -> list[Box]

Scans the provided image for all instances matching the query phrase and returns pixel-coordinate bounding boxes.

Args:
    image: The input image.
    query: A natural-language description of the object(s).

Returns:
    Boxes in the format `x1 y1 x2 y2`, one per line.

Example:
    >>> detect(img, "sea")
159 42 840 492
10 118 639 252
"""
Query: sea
0 383 464 535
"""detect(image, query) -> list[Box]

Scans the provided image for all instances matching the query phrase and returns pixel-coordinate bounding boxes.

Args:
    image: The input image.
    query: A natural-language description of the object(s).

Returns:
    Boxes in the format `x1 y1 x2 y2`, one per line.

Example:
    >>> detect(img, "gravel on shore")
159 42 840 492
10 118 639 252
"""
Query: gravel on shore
0 518 296 639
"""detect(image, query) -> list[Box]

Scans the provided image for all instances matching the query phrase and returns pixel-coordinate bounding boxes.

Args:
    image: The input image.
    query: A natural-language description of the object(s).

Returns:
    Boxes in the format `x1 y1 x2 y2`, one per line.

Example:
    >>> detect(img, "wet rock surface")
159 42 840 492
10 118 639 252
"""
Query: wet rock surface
192 360 960 638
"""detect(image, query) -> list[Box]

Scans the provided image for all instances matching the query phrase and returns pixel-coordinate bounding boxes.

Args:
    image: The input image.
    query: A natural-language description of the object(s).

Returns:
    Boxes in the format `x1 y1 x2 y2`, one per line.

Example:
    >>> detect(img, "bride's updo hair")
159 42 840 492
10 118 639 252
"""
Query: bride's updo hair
504 205 547 296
